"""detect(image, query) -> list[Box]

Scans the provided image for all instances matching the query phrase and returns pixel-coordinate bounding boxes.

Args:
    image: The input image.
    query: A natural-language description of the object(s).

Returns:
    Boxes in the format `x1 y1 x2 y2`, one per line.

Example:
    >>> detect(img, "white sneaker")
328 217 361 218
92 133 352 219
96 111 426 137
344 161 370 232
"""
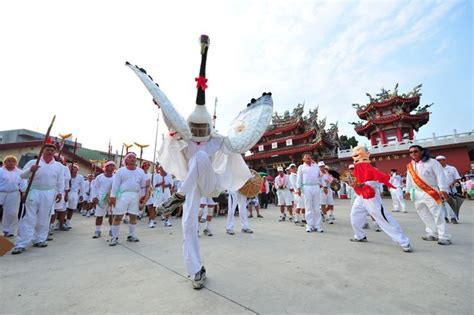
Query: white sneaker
203 228 213 236
148 221 156 228
192 266 206 289
109 237 118 246
164 220 172 227
86 211 91 218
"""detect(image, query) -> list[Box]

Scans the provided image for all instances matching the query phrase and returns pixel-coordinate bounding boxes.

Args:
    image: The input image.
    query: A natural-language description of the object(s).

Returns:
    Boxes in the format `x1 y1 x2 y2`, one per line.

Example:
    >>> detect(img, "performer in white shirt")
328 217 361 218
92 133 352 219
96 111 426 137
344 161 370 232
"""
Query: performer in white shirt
288 163 304 225
66 164 85 230
436 155 460 223
405 146 451 245
226 190 253 235
91 161 115 238
0 155 26 237
109 152 147 246
296 152 323 233
140 161 155 225
82 174 95 218
319 162 336 224
198 197 216 236
12 141 64 254
389 169 407 213
274 166 293 222
152 165 173 227
50 155 71 232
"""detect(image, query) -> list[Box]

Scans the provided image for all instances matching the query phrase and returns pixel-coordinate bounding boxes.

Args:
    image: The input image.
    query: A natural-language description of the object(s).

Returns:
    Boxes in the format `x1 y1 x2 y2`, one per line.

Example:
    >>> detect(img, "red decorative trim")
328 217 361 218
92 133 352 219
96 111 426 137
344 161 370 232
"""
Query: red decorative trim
252 129 315 149
245 142 322 161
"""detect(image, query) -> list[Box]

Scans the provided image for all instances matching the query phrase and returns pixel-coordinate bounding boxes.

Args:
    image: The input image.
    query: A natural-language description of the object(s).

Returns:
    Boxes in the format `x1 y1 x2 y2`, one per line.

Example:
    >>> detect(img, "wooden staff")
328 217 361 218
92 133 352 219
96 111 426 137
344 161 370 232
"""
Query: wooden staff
134 142 149 167
119 144 125 167
22 115 56 202
69 138 78 171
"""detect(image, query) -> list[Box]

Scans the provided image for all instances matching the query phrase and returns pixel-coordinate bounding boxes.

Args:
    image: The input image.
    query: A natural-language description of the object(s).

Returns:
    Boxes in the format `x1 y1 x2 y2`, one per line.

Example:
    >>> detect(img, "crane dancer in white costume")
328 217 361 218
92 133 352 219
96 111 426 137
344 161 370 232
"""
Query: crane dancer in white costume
126 34 273 289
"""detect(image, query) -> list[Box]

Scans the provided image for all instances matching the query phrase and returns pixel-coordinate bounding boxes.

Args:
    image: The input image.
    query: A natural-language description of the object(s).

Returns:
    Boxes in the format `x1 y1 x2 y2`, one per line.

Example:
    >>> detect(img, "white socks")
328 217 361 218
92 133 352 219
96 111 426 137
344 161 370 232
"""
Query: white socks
95 225 101 232
129 224 137 237
111 225 120 238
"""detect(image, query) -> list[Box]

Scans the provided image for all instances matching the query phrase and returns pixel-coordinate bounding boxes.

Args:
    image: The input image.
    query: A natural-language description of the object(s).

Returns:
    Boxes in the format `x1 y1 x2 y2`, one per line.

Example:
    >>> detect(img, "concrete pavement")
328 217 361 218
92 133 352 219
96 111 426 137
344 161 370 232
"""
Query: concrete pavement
1 199 473 314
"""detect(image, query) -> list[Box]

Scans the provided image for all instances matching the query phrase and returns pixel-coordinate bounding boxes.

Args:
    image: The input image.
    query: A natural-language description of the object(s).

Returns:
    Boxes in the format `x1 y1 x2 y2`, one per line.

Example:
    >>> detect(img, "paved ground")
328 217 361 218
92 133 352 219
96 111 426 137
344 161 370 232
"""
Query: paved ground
1 199 473 315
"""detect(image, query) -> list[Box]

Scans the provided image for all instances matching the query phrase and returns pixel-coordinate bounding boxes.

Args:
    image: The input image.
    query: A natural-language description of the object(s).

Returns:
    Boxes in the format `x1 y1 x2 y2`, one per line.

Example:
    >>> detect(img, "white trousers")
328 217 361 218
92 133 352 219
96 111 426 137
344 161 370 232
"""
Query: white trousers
0 191 21 234
413 190 451 241
303 185 321 229
351 194 410 246
16 189 56 248
226 191 250 231
389 188 406 212
179 150 218 276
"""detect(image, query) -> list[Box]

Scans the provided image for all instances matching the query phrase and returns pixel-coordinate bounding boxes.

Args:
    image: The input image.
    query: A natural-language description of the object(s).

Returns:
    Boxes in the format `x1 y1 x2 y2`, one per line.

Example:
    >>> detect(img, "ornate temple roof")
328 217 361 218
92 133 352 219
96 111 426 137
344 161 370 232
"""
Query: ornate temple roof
354 111 430 134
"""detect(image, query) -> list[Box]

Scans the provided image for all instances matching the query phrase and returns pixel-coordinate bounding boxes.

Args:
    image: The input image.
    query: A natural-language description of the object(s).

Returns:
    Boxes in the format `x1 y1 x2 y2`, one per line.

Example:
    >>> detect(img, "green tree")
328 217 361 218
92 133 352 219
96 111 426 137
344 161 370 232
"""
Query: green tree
339 135 358 150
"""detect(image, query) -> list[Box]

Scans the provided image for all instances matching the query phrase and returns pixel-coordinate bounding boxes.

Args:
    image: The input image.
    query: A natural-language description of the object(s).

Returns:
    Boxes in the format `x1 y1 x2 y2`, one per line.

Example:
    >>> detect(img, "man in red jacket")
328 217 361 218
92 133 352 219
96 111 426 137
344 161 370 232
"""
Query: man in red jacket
349 146 412 253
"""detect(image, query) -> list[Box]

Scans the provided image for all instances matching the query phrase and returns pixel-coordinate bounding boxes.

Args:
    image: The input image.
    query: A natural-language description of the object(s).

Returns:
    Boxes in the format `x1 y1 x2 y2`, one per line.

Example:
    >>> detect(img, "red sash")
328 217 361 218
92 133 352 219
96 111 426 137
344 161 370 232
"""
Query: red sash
407 162 442 205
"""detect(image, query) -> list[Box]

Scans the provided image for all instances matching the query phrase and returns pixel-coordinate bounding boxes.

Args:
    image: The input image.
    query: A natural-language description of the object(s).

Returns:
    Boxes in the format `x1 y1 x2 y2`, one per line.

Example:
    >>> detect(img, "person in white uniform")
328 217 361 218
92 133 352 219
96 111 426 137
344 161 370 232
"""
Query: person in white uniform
153 165 173 227
12 141 64 254
50 155 71 232
91 161 115 238
82 174 95 218
405 146 451 245
296 153 323 233
288 163 304 226
436 155 460 223
274 166 293 222
109 153 147 246
0 155 27 237
66 164 85 229
319 162 335 224
198 197 216 236
226 190 253 235
389 169 407 213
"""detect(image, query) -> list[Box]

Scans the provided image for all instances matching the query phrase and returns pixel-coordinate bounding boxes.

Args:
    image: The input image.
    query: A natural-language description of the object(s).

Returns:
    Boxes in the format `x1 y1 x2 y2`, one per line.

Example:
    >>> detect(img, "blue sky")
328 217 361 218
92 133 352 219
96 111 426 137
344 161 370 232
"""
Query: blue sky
0 0 472 160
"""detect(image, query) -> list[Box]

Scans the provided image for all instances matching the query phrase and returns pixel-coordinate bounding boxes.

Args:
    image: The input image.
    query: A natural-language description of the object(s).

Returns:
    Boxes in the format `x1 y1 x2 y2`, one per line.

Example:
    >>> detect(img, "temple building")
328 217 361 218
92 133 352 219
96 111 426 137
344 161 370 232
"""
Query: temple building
350 83 430 145
244 104 340 174
334 84 474 175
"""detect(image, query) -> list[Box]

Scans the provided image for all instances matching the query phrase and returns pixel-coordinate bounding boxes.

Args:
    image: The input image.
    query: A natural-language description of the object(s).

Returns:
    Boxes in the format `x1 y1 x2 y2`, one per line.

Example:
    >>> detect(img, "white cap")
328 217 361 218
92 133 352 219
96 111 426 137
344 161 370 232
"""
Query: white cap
435 155 446 160
317 161 325 167
289 163 296 168
348 164 355 169
277 166 284 172
325 165 329 169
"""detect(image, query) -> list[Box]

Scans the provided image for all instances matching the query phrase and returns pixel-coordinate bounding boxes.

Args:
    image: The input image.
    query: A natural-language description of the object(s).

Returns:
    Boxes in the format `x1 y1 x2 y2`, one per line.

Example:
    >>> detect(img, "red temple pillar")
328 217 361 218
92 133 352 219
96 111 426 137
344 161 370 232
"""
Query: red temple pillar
370 134 377 146
380 130 387 145
408 129 414 140
396 128 402 143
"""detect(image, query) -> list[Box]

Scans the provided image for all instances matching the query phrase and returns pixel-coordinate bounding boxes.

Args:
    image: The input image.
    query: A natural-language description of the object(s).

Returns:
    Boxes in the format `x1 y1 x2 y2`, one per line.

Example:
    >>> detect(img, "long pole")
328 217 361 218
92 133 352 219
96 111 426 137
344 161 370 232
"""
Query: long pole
119 144 124 166
23 115 56 202
151 112 160 185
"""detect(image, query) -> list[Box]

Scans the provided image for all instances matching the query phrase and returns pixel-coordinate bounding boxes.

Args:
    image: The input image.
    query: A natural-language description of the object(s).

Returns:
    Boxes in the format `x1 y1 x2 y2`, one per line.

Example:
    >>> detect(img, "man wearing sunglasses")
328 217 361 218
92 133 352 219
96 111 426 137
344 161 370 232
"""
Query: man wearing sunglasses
404 145 452 245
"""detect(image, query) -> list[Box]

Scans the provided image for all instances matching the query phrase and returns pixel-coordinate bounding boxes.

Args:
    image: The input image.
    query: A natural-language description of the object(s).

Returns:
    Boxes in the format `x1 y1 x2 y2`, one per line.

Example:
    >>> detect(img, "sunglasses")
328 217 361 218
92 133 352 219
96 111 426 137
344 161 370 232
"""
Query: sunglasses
409 150 420 154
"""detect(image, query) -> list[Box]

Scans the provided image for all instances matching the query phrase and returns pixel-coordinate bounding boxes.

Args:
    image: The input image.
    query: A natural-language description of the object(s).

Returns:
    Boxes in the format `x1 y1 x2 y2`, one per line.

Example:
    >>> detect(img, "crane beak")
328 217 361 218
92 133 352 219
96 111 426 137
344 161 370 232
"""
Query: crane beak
199 34 210 54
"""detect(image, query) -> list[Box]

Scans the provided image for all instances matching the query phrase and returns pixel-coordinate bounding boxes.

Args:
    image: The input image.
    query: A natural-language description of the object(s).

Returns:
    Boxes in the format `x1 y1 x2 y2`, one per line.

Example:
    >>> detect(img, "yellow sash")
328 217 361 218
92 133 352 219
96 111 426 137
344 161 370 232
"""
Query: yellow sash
407 162 442 205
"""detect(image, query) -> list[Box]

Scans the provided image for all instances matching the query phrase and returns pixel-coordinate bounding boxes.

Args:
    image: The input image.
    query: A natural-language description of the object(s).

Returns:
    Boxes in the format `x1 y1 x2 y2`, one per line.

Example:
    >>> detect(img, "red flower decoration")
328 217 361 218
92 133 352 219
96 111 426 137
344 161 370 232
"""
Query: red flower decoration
195 76 208 90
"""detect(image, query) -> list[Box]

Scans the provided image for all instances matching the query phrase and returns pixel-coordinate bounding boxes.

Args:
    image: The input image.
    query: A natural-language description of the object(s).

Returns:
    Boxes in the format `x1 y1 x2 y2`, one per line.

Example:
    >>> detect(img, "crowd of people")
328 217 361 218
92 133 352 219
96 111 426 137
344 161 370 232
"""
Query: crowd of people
0 142 470 288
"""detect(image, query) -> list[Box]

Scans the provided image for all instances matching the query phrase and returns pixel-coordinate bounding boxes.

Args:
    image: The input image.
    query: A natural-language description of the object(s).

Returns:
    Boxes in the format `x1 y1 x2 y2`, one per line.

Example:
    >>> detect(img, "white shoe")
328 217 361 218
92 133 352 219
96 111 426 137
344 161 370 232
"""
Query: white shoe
148 221 156 228
164 220 172 227
109 237 118 246
192 266 206 289
203 229 213 236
